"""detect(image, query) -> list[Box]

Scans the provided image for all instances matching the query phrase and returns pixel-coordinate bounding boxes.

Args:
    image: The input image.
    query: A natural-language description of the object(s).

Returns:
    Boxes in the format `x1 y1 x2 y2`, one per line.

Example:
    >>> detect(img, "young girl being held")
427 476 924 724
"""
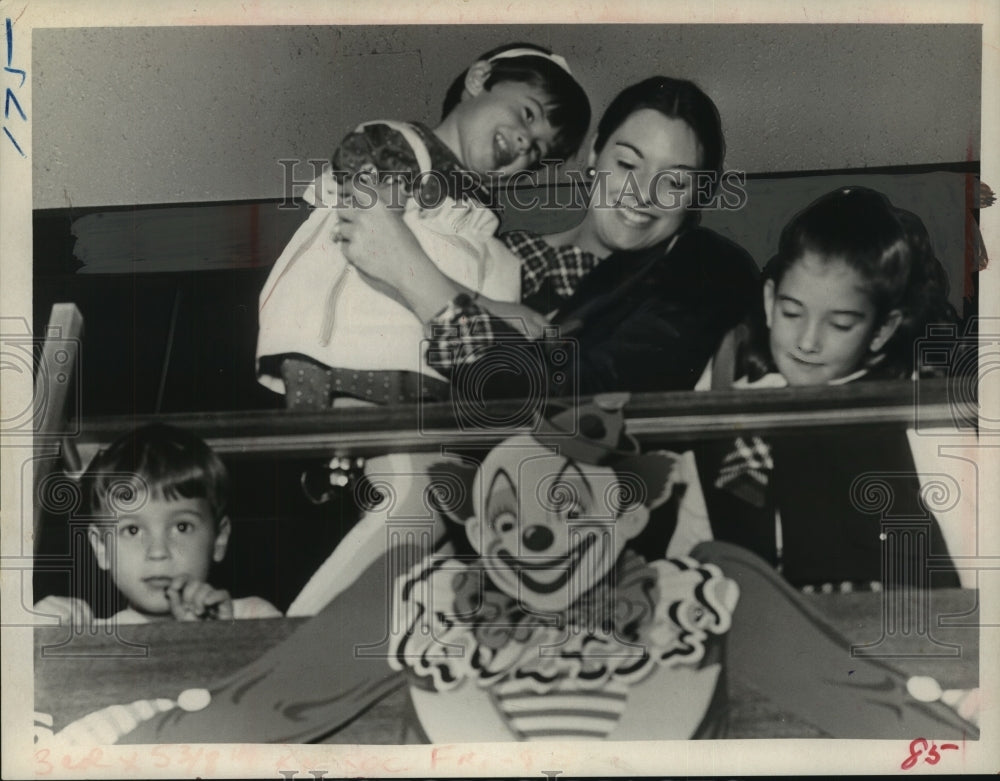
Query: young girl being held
676 187 964 592
257 43 590 409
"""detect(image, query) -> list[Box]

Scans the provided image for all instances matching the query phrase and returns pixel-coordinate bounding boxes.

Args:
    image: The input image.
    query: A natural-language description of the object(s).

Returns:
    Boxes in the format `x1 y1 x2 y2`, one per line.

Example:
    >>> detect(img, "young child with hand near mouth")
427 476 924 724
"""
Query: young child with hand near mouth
34 424 281 624
257 42 590 408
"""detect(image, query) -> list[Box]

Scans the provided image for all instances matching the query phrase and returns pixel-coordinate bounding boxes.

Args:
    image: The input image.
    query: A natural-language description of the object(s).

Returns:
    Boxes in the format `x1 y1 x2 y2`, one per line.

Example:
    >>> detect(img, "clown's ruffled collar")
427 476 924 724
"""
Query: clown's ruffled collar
388 548 738 694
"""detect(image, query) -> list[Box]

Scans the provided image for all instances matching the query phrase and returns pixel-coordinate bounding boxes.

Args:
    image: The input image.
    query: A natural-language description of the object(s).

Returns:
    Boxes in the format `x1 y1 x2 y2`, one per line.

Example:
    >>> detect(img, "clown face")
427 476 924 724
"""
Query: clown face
465 434 650 614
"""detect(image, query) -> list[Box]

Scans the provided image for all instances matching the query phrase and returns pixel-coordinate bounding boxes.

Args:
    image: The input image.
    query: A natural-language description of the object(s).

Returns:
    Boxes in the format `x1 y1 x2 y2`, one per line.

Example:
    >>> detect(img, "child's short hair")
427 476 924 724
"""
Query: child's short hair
747 187 958 379
441 42 591 165
85 423 228 523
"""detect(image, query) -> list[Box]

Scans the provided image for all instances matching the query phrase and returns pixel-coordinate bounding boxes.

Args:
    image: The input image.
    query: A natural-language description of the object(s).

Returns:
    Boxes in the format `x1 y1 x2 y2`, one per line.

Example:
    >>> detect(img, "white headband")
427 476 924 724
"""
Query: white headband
488 48 572 75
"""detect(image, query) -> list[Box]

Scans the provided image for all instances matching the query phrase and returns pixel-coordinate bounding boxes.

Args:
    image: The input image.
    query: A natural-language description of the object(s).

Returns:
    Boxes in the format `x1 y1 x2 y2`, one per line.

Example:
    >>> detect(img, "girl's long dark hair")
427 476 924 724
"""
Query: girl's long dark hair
739 187 958 381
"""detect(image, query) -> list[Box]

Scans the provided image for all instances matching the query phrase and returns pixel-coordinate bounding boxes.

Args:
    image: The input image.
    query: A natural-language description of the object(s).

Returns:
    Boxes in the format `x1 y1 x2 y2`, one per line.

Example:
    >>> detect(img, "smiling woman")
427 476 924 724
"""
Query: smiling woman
569 109 702 255
338 76 760 398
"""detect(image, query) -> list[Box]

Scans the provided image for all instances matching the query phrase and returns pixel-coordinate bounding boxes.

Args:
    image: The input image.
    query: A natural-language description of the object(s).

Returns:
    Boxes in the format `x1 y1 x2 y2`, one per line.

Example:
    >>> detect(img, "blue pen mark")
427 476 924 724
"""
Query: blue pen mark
5 66 26 88
2 16 26 157
5 87 25 120
3 125 23 156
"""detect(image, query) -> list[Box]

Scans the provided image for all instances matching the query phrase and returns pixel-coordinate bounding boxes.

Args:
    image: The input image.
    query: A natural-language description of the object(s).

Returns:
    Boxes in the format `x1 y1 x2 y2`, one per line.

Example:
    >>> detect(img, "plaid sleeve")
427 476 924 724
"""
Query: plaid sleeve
546 249 601 299
503 231 601 301
426 294 523 375
504 232 550 299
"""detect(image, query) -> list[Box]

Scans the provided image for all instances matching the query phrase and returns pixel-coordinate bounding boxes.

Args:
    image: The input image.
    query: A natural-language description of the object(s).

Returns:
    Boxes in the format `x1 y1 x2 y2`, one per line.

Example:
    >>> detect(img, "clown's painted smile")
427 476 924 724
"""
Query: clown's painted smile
464 433 661 613
496 532 598 594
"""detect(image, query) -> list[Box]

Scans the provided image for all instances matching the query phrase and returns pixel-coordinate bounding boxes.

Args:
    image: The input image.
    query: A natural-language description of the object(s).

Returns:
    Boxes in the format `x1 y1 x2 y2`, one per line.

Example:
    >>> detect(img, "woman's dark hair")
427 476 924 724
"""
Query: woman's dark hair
86 423 229 524
593 76 725 229
594 76 725 180
441 42 591 165
741 187 958 380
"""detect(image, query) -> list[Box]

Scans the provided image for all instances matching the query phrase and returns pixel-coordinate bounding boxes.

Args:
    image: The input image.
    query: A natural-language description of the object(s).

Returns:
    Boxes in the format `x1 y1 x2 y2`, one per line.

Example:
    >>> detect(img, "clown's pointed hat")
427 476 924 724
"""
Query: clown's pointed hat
534 392 676 510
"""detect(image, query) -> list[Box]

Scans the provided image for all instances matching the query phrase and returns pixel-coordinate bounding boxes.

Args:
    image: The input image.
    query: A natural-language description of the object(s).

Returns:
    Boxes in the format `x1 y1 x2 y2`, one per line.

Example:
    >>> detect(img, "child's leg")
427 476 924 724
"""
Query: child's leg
280 356 334 410
693 540 978 739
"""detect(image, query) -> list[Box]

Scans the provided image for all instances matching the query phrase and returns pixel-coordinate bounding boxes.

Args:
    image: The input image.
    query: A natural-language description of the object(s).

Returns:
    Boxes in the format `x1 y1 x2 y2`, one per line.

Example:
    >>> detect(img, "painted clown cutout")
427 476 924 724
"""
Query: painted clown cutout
387 397 739 741
48 398 978 745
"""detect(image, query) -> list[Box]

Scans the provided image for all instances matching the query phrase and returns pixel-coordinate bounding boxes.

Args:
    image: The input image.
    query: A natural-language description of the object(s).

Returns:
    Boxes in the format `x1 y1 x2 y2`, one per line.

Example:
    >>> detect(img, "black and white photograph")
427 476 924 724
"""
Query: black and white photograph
2 0 998 777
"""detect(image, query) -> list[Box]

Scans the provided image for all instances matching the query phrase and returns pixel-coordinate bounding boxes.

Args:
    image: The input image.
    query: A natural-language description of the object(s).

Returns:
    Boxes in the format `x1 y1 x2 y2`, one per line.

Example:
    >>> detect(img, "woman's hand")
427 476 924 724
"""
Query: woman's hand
335 179 466 323
337 179 429 291
477 298 552 340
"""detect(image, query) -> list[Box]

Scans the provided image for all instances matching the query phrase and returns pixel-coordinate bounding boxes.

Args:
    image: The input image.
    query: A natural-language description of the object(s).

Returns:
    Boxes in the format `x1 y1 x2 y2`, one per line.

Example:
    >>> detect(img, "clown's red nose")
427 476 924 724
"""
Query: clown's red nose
523 525 554 551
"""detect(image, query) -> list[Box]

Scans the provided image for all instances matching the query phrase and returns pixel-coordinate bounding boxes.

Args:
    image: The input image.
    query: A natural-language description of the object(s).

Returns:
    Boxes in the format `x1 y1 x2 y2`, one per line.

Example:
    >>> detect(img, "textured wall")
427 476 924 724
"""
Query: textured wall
32 24 981 209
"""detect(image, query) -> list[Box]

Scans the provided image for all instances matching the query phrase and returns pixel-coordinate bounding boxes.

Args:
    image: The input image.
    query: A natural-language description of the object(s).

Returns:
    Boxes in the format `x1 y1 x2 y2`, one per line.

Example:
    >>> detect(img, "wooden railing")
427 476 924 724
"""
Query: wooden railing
72 377 969 460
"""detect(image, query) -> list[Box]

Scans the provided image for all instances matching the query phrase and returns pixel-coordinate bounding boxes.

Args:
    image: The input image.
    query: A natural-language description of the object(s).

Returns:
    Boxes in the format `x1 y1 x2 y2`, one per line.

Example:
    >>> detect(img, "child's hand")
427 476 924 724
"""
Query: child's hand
477 299 552 340
164 575 234 621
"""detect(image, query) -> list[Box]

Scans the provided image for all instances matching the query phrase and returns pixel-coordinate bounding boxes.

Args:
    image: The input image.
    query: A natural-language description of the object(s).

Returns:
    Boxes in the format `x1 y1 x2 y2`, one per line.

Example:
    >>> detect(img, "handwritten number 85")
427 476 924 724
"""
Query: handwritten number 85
901 738 959 770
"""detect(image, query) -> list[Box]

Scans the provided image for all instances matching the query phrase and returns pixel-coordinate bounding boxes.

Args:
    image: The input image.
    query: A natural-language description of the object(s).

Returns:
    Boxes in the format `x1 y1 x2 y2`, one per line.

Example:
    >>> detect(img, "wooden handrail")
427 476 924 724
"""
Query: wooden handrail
71 377 971 459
